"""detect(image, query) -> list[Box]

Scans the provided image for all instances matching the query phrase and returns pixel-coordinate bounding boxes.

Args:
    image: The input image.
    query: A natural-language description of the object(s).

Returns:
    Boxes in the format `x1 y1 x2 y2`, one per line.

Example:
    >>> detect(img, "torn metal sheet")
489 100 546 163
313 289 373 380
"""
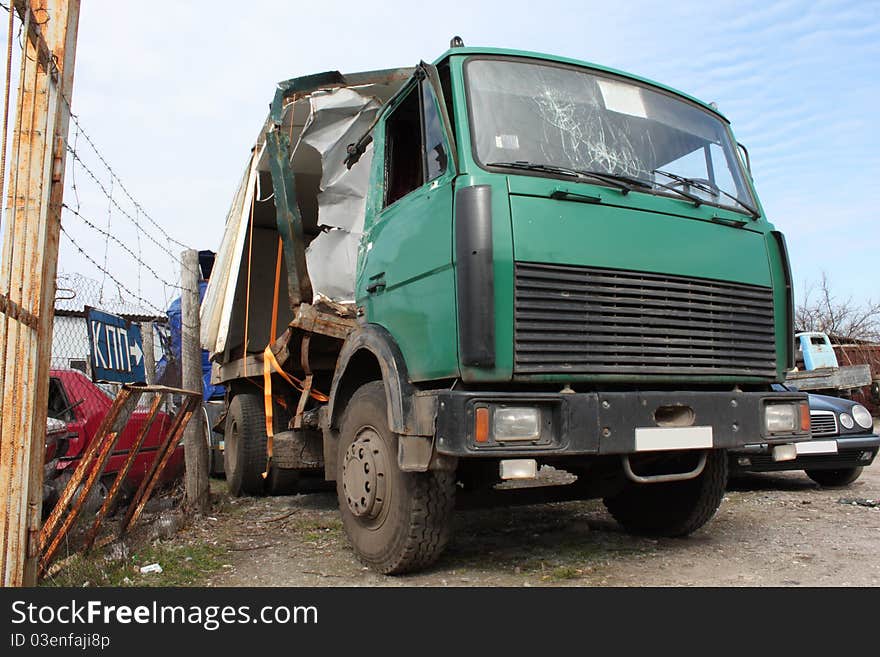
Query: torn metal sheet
300 88 381 304
306 227 362 303
201 69 411 361
300 87 381 232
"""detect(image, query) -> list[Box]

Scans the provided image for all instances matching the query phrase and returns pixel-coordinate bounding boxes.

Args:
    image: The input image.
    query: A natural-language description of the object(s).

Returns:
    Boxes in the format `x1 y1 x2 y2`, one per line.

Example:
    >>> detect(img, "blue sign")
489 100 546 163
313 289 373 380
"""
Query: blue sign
86 307 146 384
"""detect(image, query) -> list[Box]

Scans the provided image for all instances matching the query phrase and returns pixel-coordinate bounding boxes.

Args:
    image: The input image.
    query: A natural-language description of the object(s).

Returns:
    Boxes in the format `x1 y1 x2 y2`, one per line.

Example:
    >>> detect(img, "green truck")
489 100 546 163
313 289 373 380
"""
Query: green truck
201 39 810 574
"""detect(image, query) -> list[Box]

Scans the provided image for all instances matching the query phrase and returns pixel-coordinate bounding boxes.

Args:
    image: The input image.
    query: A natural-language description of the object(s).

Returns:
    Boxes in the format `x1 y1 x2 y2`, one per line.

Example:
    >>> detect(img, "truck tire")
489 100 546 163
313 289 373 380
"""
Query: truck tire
224 393 268 497
203 402 226 477
602 450 728 537
805 467 863 487
336 381 455 575
266 466 300 495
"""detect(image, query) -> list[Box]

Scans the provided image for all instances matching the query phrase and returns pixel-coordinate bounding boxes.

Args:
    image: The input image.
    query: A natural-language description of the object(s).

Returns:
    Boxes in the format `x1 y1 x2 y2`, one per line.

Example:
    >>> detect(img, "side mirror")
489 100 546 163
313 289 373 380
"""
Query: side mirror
738 142 751 175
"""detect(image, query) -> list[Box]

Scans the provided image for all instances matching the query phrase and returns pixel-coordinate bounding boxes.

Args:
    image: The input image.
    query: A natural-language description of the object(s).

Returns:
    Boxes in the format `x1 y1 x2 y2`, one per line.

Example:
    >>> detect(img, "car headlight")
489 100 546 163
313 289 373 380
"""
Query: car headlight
852 404 873 430
494 407 541 442
765 402 807 433
839 413 854 429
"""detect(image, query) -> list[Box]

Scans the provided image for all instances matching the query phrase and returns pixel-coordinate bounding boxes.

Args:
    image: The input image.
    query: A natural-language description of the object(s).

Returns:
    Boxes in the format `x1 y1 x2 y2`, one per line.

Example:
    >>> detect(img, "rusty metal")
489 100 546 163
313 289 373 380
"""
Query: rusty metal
0 0 14 232
0 0 80 586
0 291 39 328
39 425 123 574
121 393 200 534
12 1 54 70
0 3 38 584
37 384 201 574
82 393 163 551
37 388 142 573
38 387 139 549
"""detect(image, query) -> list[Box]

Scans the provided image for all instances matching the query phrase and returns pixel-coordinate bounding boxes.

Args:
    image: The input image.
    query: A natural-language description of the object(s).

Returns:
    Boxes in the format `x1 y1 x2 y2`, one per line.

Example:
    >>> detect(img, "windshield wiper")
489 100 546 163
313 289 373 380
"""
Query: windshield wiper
487 161 584 179
653 169 760 219
488 161 640 195
570 170 654 195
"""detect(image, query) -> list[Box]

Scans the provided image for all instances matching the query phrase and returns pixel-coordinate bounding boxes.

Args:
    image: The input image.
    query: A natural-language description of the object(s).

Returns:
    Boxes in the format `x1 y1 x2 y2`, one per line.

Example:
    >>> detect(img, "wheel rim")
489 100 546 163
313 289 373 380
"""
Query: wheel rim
342 427 388 520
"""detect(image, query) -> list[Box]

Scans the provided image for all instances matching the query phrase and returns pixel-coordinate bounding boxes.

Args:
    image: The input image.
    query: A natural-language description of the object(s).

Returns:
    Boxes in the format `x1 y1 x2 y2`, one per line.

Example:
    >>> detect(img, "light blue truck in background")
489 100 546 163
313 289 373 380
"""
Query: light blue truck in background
786 331 872 397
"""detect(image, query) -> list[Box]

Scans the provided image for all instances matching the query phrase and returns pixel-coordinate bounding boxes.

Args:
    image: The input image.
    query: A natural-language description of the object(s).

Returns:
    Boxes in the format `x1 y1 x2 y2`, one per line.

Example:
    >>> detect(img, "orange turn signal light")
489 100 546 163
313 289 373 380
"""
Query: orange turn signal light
800 402 811 433
475 407 490 443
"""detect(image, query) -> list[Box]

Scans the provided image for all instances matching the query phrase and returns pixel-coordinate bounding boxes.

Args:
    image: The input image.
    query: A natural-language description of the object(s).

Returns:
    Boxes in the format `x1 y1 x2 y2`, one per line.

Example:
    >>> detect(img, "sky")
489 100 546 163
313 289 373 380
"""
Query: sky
21 0 880 312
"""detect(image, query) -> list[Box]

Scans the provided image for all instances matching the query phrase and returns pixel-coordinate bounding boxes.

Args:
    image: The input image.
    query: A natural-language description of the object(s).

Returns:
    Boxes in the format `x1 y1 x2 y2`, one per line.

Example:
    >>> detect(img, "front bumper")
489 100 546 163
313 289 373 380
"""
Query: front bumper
731 433 880 472
433 389 809 458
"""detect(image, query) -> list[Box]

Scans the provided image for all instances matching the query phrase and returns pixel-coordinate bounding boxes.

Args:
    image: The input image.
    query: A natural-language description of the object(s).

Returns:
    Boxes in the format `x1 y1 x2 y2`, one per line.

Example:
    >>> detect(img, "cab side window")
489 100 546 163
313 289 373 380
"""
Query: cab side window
384 80 450 208
384 87 423 207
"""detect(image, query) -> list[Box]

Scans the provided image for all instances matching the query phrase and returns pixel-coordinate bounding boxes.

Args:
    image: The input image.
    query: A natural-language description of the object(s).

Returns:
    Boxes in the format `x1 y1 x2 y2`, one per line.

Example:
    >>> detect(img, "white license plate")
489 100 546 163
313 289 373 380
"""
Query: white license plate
634 426 713 452
795 440 838 455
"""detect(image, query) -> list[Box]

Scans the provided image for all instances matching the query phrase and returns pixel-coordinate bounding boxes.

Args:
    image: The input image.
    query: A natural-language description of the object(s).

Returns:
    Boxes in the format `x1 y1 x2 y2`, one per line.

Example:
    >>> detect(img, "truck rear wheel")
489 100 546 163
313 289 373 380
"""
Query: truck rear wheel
337 381 455 575
224 393 268 497
805 467 863 487
603 450 727 537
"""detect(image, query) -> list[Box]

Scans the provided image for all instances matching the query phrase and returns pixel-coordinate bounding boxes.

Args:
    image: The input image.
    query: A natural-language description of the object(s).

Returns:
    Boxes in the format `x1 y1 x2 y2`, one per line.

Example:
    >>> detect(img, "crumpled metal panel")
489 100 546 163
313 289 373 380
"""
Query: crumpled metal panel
302 87 381 304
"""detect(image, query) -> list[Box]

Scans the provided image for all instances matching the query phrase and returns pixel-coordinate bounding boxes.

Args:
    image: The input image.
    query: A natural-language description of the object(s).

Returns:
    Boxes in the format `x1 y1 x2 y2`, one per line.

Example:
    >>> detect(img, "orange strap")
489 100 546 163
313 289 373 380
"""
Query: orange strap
261 346 330 478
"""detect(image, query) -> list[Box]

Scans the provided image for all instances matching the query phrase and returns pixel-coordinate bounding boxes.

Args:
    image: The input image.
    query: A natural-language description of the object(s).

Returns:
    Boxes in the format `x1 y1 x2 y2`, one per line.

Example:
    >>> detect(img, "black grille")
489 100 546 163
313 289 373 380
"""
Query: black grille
809 412 838 437
745 449 869 471
514 262 777 377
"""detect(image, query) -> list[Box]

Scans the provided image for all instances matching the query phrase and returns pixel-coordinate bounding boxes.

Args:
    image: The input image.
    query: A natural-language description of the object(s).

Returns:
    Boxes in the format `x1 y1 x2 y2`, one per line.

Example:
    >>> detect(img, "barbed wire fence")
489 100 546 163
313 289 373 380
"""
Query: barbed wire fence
0 1 207 388
0 1 216 584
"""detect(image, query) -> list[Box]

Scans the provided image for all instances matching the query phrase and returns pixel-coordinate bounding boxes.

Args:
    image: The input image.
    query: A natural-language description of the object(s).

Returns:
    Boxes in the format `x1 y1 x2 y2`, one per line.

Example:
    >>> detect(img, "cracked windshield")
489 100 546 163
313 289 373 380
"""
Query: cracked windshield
467 58 756 214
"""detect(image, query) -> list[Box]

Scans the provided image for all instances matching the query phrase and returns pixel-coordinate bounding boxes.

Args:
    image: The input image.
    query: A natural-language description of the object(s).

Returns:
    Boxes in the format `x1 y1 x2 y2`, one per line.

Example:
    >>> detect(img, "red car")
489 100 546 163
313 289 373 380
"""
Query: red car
45 369 184 508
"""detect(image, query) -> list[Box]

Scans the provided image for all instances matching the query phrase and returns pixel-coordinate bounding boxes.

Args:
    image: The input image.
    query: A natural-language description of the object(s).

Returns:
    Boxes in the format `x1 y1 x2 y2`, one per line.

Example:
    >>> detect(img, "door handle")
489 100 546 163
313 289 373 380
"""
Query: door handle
366 273 386 294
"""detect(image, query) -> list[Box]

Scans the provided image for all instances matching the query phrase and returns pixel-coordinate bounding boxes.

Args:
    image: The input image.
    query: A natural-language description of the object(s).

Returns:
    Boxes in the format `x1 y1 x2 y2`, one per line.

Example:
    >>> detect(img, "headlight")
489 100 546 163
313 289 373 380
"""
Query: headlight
494 407 541 442
852 405 873 430
765 403 798 433
765 401 809 434
839 413 854 429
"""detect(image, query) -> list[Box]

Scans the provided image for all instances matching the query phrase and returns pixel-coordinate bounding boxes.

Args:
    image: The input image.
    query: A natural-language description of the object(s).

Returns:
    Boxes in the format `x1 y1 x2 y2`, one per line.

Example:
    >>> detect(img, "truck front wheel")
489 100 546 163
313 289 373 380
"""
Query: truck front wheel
602 449 728 537
224 393 268 497
336 381 456 575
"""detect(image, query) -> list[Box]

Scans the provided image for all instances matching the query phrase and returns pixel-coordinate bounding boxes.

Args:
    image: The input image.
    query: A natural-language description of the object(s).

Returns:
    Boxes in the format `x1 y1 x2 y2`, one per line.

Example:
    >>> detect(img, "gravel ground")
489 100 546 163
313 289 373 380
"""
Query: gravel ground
179 454 880 587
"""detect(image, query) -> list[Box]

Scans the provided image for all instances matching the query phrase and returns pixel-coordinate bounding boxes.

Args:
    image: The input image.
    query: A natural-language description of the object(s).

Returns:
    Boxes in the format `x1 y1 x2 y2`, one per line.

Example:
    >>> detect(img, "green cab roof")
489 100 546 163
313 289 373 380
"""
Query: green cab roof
433 46 729 123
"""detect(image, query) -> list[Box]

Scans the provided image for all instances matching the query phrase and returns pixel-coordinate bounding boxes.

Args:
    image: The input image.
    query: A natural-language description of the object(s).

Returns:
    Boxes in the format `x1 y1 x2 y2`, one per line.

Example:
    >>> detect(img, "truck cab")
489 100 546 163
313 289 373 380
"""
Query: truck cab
796 332 839 370
203 43 810 574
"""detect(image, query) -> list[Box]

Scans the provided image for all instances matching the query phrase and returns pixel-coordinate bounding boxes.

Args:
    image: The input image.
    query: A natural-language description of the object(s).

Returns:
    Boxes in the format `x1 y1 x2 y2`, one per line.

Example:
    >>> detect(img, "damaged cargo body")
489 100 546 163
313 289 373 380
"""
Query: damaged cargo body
203 45 809 574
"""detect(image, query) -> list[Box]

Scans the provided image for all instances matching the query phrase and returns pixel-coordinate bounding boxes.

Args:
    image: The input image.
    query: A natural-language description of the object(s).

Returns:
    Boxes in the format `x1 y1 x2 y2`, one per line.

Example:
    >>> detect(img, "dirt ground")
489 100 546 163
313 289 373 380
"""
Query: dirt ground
164 454 880 588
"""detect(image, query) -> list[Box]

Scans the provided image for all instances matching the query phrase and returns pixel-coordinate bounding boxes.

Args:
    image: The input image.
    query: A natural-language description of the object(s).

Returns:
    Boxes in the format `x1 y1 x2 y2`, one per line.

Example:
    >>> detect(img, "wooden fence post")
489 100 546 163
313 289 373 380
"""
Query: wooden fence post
181 249 209 514
141 321 155 384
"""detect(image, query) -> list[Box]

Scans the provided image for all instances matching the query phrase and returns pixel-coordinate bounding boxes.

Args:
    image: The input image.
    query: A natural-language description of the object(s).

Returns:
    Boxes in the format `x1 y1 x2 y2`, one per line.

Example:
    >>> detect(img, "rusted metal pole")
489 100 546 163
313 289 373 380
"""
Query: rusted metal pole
181 249 209 514
0 0 79 587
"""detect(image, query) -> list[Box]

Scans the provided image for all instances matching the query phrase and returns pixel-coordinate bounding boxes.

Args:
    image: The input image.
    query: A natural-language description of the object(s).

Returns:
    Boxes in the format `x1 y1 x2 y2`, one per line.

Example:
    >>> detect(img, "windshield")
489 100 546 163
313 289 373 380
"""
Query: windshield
466 58 756 214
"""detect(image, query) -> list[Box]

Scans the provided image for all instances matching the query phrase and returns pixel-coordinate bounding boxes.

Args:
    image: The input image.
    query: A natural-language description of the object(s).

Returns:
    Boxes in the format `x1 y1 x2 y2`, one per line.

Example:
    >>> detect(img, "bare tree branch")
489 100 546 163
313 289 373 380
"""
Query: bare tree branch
795 272 880 343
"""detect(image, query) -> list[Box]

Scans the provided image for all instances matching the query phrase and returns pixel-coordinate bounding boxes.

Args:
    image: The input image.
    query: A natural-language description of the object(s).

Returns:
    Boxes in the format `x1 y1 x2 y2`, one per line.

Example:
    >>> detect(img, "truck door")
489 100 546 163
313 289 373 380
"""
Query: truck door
360 78 458 381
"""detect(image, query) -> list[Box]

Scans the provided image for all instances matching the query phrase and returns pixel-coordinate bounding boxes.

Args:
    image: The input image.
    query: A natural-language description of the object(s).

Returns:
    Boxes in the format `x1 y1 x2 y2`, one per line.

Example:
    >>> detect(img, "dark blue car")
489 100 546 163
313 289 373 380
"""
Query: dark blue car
730 389 879 486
